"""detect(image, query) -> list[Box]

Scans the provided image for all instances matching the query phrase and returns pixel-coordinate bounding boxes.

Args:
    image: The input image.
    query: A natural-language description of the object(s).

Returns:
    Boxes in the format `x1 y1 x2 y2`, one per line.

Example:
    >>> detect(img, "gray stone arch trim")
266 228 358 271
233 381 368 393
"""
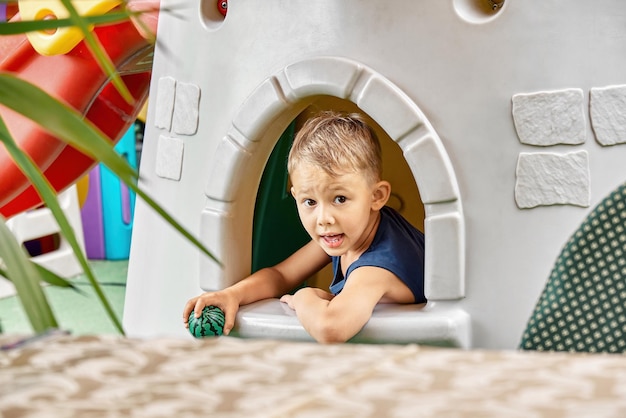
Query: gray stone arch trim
200 56 465 300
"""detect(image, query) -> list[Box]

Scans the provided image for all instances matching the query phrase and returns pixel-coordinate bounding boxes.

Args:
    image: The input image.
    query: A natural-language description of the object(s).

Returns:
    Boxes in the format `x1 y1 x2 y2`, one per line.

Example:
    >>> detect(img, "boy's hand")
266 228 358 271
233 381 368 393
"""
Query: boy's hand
183 291 239 336
280 288 333 311
279 294 295 310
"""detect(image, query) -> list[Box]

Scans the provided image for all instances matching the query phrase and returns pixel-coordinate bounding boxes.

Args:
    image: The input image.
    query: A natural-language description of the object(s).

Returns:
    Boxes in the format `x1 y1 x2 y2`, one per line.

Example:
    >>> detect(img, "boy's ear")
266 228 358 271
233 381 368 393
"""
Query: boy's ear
290 187 296 198
371 181 391 210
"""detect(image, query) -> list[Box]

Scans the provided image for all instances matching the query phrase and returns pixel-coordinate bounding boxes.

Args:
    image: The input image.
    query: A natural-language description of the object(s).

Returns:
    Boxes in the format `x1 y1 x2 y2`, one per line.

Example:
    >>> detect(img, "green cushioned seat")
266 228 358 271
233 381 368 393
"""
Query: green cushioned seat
520 183 626 353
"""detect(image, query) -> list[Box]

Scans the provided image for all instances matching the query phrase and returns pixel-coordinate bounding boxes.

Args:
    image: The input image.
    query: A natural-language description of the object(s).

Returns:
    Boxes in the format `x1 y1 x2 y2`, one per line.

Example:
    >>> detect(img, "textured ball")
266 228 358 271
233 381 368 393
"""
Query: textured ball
188 305 225 338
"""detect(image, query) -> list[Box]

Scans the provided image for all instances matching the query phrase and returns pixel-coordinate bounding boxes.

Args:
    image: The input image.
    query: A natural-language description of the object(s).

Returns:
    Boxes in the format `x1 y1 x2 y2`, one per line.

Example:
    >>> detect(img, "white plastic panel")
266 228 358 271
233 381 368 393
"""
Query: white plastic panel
424 211 465 300
403 134 460 205
354 73 425 141
199 203 252 291
231 78 290 141
280 56 362 101
199 206 227 291
236 299 471 348
204 135 252 202
124 0 626 351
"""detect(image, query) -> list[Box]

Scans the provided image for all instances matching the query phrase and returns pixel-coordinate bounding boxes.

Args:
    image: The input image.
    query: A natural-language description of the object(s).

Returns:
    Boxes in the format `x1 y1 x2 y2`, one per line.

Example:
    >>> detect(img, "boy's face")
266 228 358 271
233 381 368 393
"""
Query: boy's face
290 163 384 258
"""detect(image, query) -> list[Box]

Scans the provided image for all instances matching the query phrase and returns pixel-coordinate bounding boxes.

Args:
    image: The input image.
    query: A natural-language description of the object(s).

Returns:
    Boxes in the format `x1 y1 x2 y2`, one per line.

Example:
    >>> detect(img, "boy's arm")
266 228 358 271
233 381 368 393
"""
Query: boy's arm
287 266 413 343
183 241 329 335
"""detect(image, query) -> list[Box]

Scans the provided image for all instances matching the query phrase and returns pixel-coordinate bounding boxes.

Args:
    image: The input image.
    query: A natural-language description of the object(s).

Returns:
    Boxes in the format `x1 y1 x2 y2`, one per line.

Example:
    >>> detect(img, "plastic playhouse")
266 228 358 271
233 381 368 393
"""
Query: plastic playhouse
3 1 626 350
121 0 626 350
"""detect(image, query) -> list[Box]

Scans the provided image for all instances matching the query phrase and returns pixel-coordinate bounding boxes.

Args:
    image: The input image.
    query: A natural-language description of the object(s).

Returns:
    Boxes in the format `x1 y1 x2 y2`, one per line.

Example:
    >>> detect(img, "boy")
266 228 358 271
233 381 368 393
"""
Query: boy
183 111 426 343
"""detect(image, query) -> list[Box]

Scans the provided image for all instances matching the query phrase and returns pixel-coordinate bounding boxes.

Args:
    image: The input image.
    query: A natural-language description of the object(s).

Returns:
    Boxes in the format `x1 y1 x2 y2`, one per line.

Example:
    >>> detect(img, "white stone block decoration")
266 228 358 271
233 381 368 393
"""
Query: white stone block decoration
512 89 586 146
155 135 184 181
173 82 201 135
515 151 590 209
590 85 626 146
424 211 465 300
199 206 227 291
232 78 291 141
280 56 362 101
355 73 423 141
402 134 459 205
154 76 176 131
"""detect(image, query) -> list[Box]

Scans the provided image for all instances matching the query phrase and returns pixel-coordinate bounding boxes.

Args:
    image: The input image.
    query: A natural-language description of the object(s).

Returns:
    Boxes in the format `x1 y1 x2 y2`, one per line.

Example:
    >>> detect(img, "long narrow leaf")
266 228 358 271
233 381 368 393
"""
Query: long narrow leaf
33 264 86 294
0 217 58 333
0 11 138 35
0 73 221 266
1 263 85 293
59 0 134 104
0 115 124 333
0 74 136 181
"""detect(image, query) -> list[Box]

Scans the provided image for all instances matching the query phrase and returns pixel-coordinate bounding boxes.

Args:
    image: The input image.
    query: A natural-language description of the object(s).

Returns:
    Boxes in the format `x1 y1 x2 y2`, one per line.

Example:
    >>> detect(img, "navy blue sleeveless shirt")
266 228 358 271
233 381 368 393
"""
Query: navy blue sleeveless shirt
329 206 426 304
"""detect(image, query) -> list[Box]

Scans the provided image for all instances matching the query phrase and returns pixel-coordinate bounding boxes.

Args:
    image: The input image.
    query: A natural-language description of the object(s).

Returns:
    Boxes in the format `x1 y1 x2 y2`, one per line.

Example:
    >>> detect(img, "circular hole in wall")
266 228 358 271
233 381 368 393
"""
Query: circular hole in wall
200 0 227 31
453 0 506 24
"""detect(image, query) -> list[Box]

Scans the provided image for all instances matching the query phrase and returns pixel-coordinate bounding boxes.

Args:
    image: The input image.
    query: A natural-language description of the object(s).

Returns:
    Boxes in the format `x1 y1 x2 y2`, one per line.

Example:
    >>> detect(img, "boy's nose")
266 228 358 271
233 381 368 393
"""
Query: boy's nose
317 205 335 226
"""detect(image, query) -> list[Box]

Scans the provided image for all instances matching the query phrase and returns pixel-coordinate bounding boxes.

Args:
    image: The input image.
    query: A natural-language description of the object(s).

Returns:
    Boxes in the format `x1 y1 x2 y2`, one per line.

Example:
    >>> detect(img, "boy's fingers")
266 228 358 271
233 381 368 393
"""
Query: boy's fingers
222 307 236 336
194 300 206 318
193 296 220 317
182 299 196 321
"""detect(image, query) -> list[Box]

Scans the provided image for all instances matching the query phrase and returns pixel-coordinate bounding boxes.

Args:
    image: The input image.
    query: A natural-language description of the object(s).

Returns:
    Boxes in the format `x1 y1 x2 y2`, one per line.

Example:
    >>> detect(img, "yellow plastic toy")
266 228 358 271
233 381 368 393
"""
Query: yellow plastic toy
18 0 120 55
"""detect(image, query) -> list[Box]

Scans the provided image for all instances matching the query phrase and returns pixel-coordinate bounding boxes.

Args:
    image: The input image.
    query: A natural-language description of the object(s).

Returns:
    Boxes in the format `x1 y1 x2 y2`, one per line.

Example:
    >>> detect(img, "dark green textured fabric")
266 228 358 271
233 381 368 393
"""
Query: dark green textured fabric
520 183 626 353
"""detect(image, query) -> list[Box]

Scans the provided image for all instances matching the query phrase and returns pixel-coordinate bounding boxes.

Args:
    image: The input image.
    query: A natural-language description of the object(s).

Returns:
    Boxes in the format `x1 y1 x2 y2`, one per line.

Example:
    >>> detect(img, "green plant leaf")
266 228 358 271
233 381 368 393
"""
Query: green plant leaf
0 73 136 181
33 264 85 293
59 0 134 103
1 263 85 294
0 3 220 336
0 73 221 267
0 114 123 333
0 11 138 35
0 0 151 104
0 217 58 333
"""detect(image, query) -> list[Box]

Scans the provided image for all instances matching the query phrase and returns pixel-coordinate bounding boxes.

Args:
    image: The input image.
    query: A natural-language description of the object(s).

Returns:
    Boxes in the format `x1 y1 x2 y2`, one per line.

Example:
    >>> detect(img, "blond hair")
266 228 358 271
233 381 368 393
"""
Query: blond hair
287 111 382 185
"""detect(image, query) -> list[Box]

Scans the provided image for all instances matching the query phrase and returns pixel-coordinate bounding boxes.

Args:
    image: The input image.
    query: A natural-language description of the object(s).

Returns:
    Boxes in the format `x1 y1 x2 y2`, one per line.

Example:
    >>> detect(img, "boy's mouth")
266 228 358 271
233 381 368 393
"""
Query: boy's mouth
321 233 344 249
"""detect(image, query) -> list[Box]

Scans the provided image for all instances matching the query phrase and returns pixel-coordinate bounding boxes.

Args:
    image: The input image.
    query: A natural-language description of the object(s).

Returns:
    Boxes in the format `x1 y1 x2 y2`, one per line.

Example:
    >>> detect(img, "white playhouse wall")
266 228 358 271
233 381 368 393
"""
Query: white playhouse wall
124 0 626 349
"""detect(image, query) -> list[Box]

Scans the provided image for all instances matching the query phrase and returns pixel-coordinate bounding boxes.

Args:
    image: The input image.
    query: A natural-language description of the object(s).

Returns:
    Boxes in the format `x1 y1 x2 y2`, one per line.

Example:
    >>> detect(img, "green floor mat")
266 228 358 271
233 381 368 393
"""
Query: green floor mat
0 260 128 335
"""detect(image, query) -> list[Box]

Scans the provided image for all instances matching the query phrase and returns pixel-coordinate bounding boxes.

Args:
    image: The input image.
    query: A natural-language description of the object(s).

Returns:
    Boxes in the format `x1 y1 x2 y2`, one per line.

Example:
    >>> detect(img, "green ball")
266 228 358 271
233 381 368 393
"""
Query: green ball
188 305 225 338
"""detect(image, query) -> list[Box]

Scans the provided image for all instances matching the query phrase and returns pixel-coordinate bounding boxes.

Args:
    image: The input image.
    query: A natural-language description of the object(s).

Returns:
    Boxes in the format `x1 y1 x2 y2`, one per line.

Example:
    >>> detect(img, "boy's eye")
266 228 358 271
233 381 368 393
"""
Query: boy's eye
334 196 347 204
303 199 316 207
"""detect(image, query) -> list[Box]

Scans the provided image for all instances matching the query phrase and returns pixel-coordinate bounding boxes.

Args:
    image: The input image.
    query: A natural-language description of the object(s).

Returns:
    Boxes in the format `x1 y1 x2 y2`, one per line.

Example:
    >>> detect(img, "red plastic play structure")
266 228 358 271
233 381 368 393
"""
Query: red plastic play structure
0 1 158 218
